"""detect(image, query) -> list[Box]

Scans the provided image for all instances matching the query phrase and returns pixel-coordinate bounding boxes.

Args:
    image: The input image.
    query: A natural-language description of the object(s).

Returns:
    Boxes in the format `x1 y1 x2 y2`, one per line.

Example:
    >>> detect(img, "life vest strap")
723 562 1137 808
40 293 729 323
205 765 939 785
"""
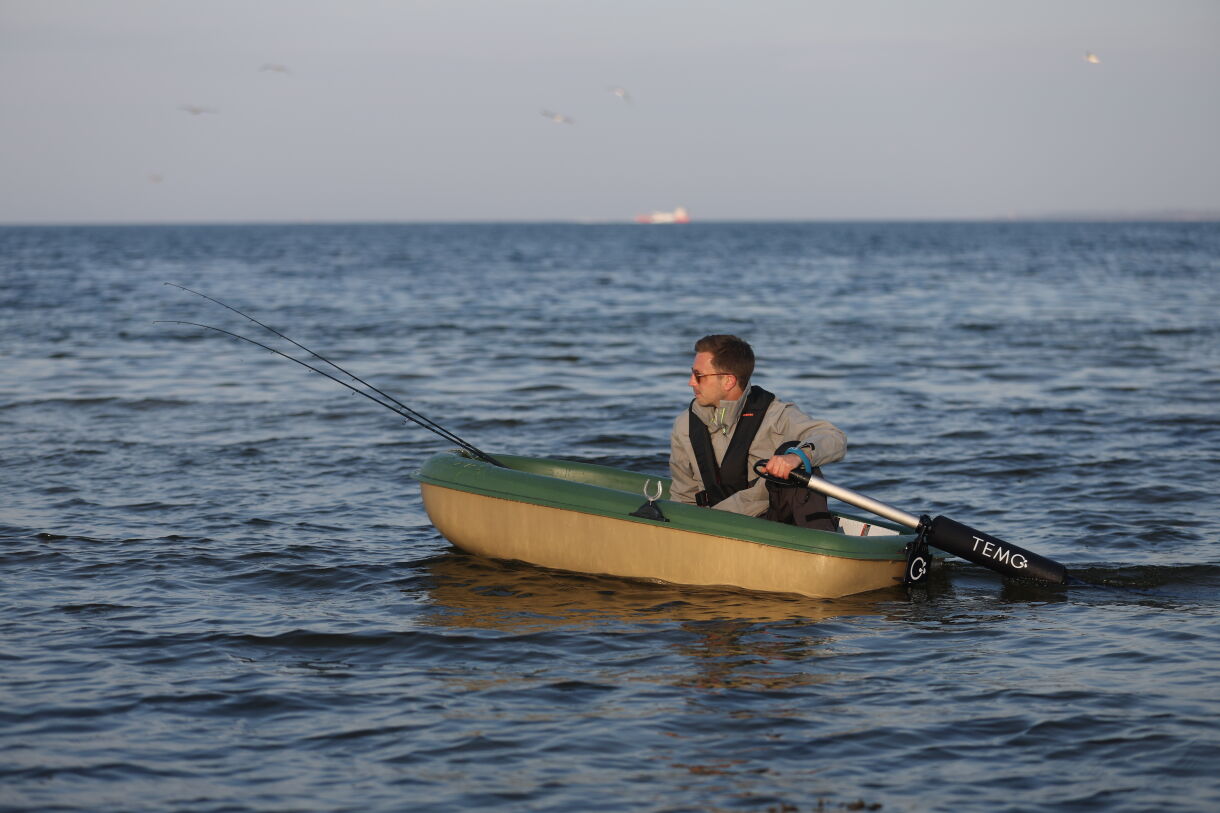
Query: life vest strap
688 386 775 507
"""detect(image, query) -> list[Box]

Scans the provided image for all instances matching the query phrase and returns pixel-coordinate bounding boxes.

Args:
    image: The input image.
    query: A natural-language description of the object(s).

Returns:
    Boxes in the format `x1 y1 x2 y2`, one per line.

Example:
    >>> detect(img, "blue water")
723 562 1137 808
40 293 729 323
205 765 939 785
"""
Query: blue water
2 222 1218 812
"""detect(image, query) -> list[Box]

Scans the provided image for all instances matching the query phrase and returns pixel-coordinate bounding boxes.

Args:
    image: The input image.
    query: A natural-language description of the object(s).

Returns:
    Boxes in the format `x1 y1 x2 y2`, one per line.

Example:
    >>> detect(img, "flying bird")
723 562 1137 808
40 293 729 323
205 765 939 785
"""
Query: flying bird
540 109 575 125
1084 51 1100 64
608 86 632 104
179 105 219 115
260 63 291 74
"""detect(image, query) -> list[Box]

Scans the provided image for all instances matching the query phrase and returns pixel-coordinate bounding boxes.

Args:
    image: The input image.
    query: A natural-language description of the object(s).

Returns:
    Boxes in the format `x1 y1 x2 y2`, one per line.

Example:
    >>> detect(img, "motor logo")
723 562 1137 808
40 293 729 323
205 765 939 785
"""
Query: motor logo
971 535 1029 569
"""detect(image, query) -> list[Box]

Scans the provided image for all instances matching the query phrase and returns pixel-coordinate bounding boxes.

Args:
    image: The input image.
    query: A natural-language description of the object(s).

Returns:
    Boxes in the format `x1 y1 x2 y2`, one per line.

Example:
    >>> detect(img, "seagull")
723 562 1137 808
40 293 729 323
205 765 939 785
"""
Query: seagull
608 86 632 104
540 109 574 125
1085 51 1100 64
259 63 291 74
179 104 218 115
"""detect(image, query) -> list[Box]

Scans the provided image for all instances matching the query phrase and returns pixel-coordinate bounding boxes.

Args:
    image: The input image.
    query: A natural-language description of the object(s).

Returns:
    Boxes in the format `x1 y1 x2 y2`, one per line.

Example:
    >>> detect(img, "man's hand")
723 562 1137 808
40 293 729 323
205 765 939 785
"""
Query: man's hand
762 453 803 480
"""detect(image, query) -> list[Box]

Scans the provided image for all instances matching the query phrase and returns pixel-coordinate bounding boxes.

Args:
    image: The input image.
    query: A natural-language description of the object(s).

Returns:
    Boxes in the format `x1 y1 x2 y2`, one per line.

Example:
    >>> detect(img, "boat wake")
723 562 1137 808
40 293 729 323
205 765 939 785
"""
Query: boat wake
1068 562 1220 590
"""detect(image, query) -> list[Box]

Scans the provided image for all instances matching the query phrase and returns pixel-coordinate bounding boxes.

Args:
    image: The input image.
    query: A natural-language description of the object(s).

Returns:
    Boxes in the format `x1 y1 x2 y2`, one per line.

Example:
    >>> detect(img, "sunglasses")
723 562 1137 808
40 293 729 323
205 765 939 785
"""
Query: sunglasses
690 369 732 381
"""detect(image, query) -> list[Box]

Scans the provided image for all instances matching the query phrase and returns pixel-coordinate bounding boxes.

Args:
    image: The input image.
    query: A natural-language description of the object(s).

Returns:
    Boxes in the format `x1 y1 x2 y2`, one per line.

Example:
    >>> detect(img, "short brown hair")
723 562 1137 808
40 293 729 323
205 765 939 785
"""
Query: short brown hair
694 334 754 386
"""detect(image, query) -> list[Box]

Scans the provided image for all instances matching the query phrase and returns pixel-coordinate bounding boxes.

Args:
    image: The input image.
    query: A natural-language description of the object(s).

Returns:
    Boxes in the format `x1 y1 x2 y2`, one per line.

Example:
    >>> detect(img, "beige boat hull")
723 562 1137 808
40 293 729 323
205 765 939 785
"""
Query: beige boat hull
422 483 907 599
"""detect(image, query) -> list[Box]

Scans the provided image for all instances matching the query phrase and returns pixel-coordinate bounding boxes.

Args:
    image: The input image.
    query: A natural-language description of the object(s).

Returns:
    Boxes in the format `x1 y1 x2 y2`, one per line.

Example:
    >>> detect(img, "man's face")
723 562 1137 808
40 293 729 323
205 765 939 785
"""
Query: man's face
689 351 736 407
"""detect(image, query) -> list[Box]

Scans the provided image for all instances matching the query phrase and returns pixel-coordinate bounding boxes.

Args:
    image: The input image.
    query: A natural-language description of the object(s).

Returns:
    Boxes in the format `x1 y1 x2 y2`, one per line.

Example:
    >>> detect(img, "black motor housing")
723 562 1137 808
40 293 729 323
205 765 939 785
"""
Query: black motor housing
928 516 1069 584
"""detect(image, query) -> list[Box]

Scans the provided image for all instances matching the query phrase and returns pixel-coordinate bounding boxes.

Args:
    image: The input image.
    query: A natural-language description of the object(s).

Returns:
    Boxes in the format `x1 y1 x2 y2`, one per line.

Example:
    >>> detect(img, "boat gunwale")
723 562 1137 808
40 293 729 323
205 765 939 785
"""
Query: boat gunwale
416 451 915 562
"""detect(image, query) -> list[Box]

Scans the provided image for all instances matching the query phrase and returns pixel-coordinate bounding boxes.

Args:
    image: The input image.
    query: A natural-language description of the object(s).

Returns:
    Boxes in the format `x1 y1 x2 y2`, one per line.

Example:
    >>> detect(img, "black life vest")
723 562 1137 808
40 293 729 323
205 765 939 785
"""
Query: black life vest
688 386 775 507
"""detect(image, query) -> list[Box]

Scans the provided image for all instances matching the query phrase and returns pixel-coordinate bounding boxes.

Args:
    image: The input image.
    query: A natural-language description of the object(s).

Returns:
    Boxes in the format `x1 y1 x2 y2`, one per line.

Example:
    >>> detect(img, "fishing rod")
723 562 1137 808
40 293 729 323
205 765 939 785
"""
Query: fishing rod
159 318 502 466
159 288 502 466
166 282 467 452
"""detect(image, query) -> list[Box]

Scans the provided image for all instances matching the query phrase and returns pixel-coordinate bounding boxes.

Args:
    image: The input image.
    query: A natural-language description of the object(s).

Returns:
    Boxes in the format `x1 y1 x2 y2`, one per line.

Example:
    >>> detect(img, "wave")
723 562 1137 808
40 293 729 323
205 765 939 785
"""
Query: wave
1068 562 1220 590
0 396 192 411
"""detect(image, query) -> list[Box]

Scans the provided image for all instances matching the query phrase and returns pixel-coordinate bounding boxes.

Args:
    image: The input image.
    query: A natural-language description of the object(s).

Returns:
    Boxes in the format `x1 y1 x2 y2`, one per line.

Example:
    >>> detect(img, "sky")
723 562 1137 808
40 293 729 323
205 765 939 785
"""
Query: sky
2 0 1218 223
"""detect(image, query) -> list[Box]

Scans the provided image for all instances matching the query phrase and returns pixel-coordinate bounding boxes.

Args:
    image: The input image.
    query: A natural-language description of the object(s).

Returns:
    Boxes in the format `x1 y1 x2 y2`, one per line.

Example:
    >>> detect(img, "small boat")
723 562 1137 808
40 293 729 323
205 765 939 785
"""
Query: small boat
634 205 690 224
417 451 918 599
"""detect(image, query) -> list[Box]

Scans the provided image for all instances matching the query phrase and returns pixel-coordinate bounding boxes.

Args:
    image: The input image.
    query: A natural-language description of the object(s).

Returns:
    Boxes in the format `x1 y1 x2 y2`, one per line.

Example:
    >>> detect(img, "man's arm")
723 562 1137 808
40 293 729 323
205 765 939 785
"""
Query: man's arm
668 414 703 505
761 403 847 479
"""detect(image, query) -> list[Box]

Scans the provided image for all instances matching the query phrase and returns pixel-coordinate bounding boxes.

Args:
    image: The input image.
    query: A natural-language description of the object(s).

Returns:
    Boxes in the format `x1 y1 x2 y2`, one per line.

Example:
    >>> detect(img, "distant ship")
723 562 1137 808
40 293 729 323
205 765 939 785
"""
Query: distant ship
634 206 690 224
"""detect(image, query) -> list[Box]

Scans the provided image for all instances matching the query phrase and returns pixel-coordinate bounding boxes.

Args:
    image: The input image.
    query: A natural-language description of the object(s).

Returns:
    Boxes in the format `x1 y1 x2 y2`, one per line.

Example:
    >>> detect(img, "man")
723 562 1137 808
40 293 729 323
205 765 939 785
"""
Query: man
669 334 846 529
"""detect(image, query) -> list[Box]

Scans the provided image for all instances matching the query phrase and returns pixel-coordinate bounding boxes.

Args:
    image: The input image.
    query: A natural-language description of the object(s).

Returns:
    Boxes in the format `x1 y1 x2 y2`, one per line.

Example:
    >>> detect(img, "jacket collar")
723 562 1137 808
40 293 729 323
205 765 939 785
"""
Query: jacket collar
691 385 754 437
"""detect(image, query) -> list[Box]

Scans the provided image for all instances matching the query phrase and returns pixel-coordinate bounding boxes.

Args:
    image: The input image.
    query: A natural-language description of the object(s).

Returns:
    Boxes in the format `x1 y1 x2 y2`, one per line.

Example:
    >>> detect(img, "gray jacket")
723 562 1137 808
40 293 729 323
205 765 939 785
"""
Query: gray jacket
669 386 847 517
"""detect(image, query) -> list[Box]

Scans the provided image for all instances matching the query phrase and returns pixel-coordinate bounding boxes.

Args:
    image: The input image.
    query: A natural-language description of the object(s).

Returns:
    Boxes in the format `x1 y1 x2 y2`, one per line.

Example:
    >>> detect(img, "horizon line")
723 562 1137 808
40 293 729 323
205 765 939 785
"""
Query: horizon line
4 212 1220 228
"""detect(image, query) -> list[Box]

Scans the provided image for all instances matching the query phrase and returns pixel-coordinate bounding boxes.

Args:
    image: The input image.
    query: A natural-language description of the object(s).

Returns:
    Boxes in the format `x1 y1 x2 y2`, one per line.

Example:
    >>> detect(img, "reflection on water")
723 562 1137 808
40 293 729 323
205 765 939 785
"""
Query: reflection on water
418 552 917 693
670 620 846 691
419 551 904 631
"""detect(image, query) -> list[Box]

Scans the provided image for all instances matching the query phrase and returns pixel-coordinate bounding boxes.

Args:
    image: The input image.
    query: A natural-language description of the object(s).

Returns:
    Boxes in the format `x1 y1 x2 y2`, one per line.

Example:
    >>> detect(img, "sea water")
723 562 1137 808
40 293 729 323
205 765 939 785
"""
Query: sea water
2 222 1218 811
